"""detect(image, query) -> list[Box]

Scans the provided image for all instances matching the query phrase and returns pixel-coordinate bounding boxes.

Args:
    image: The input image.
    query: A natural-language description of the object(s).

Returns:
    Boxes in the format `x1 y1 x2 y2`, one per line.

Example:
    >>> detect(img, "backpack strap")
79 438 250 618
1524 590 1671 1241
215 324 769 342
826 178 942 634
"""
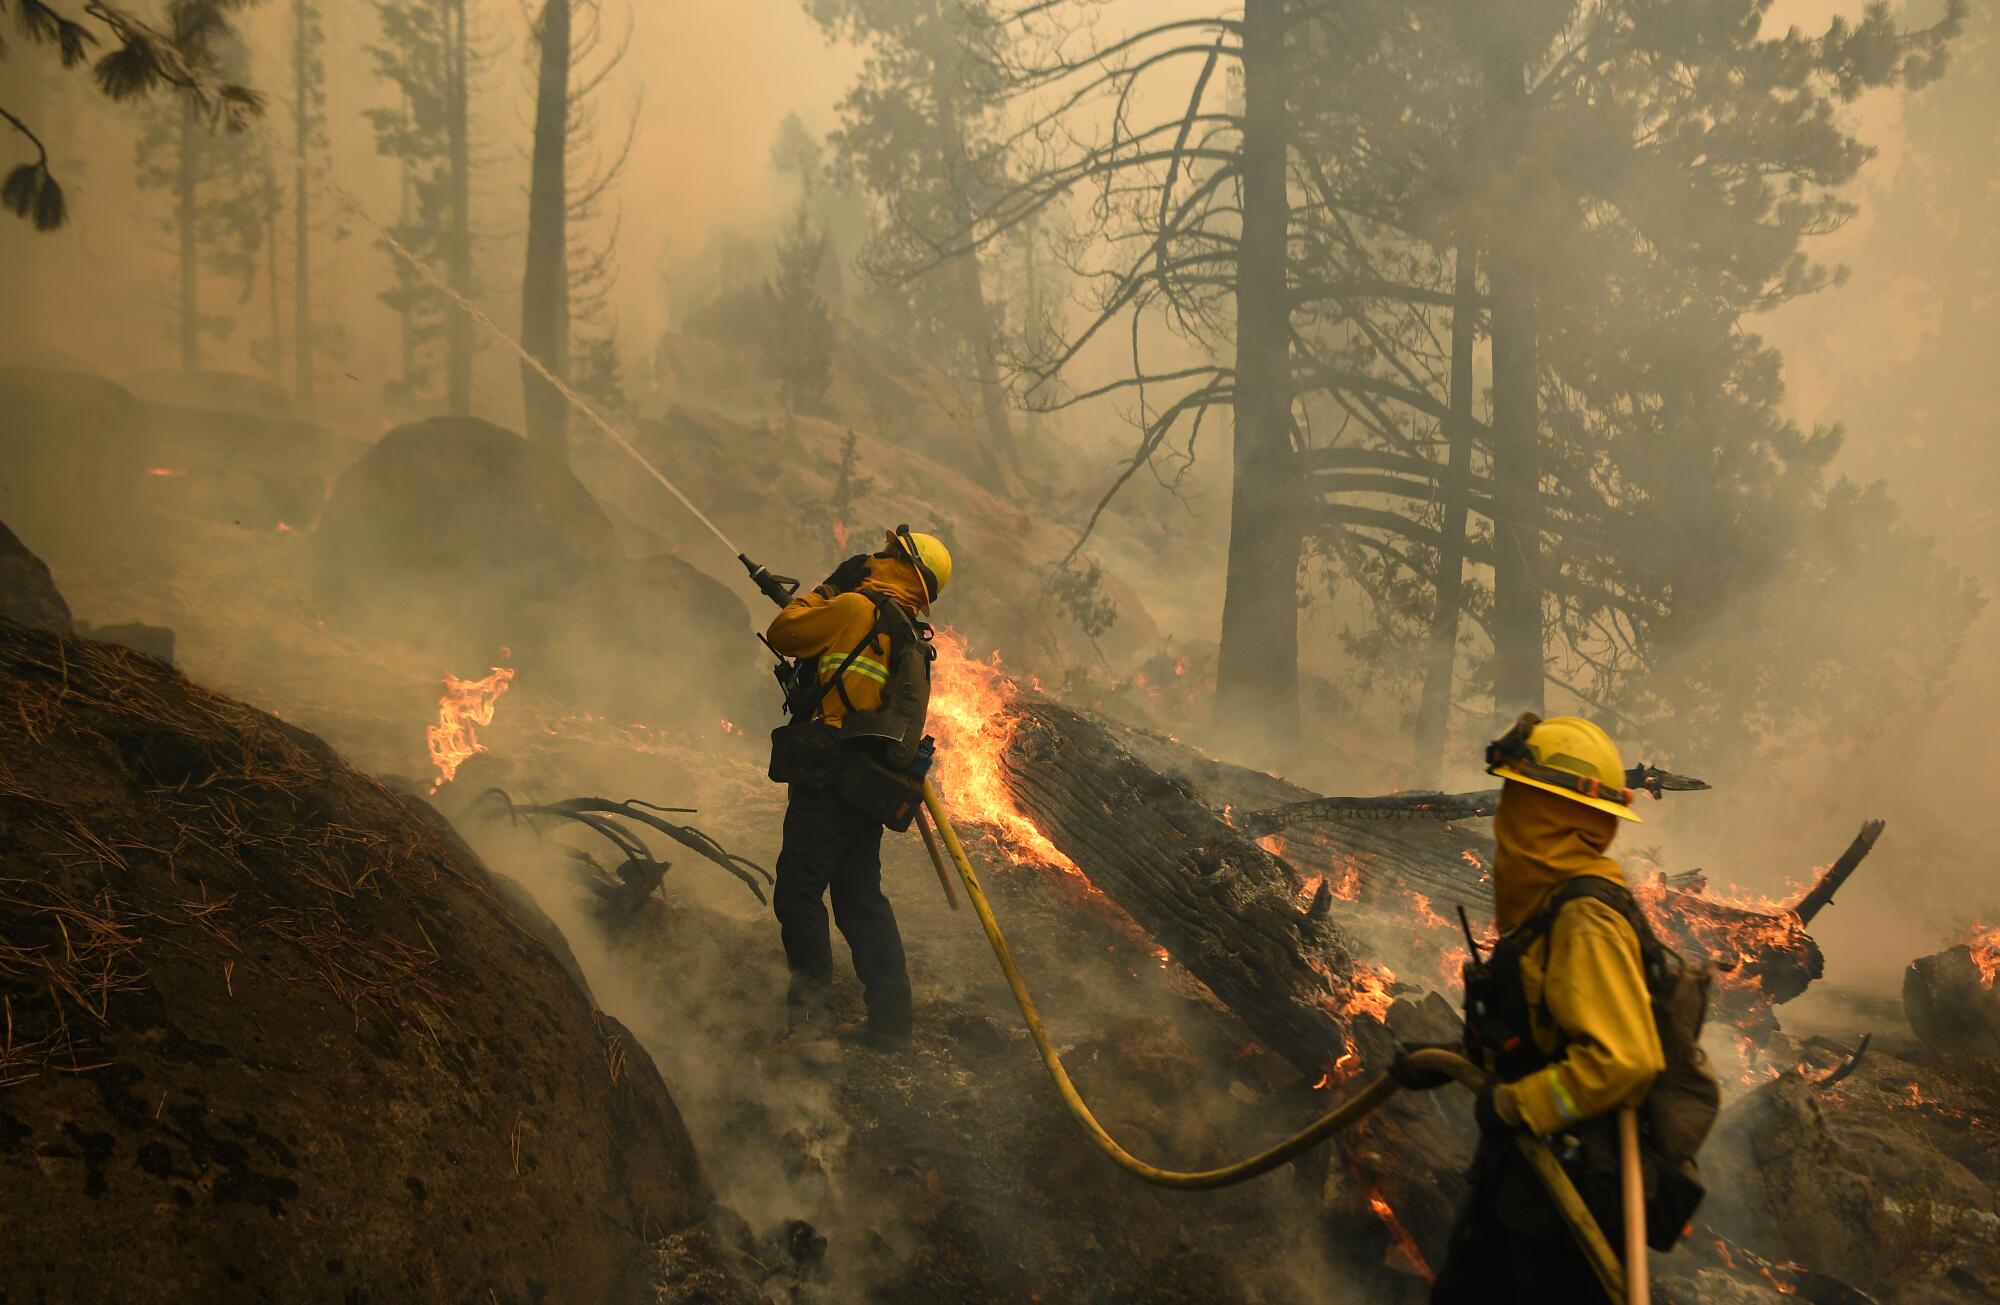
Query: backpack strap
1523 876 1669 1047
817 591 926 720
820 604 888 720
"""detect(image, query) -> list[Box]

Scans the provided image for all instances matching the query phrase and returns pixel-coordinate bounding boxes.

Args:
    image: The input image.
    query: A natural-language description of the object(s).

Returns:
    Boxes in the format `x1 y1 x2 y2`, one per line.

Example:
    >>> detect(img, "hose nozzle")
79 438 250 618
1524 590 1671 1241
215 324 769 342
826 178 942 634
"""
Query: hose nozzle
740 553 799 608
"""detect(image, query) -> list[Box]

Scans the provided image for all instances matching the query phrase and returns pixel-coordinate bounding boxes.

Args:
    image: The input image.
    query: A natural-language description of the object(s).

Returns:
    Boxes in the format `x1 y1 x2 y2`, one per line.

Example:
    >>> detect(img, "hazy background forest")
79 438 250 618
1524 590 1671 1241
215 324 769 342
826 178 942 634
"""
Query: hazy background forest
1 0 1994 982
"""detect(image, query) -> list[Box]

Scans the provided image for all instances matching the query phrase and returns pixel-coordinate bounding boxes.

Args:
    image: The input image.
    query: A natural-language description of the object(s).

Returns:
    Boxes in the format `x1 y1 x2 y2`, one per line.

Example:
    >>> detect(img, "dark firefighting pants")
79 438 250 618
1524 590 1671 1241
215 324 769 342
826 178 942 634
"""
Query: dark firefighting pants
773 784 913 1032
1431 1132 1618 1304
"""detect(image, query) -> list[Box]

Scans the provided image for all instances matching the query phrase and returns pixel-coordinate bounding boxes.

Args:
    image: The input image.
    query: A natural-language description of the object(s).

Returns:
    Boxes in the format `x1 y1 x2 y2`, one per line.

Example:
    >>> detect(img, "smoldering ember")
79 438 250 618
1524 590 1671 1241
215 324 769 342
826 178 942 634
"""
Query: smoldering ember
1 2 1996 1303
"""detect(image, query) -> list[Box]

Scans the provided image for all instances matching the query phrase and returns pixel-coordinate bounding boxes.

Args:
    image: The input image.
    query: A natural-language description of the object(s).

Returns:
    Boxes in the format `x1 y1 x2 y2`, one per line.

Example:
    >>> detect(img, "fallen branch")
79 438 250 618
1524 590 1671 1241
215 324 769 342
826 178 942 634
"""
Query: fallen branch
471 791 773 906
1234 765 1711 836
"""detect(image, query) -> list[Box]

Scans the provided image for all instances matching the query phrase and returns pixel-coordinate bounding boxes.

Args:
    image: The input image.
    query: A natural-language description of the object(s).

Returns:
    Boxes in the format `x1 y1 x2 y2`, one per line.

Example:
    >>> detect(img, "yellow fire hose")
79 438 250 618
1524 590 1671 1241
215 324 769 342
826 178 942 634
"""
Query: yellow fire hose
919 780 1628 1302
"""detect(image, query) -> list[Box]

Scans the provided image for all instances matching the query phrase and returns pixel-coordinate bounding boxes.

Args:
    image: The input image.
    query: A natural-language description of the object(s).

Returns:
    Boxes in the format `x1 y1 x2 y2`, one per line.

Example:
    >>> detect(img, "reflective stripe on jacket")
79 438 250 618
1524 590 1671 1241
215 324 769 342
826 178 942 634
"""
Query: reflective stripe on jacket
765 556 929 728
1491 783 1665 1138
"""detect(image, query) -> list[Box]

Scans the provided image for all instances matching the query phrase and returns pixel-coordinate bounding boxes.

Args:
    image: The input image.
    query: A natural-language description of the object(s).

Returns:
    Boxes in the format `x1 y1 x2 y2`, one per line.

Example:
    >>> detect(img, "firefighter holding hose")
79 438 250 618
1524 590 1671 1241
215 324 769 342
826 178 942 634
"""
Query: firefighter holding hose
1405 714 1712 1303
761 526 953 1048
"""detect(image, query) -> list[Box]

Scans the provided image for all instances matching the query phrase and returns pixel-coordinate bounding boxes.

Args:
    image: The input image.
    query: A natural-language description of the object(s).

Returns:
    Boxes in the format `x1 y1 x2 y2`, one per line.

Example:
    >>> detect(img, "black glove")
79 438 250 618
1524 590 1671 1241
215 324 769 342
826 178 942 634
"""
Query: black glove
1387 1043 1456 1091
815 554 871 598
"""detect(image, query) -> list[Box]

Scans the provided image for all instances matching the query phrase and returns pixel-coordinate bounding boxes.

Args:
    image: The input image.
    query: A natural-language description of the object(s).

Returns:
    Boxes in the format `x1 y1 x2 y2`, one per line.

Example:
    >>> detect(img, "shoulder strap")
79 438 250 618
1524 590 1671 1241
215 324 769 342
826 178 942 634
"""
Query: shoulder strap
1528 876 1674 1029
821 601 889 719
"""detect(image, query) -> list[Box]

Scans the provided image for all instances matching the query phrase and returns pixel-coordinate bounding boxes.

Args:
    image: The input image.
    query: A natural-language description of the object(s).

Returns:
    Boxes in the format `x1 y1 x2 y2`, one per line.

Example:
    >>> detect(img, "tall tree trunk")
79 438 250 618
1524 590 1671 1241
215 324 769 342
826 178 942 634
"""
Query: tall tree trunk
292 0 315 415
397 162 419 396
266 198 283 385
1412 242 1479 785
1487 240 1543 718
962 264 1020 484
521 0 571 459
1484 42 1545 721
444 0 473 417
1214 0 1300 752
930 78 1021 488
178 95 200 375
1022 211 1040 454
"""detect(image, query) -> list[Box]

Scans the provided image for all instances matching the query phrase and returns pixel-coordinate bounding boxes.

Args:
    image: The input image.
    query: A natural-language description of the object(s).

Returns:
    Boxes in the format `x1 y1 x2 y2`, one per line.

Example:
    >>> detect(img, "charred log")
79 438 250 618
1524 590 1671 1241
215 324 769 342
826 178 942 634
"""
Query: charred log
994 703 1479 1266
1235 790 1499 834
1791 820 1885 924
995 702 1392 1076
1233 764 1710 837
1903 945 2000 1057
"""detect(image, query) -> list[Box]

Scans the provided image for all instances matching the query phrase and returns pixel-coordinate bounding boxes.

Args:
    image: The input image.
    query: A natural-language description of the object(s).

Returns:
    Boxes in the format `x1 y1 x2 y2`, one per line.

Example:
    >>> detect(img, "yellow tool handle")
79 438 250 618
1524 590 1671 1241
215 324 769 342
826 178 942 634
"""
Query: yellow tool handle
913 802 961 911
919 776 1626 1302
1619 1107 1650 1304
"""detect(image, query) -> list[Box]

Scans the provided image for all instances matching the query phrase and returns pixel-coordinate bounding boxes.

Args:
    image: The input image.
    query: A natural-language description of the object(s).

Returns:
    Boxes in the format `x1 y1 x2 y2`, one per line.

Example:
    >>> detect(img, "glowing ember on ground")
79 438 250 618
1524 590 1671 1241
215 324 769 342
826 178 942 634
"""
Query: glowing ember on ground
1966 923 1999 987
926 628 1075 871
274 521 293 534
1258 833 1285 856
145 466 186 477
425 665 516 792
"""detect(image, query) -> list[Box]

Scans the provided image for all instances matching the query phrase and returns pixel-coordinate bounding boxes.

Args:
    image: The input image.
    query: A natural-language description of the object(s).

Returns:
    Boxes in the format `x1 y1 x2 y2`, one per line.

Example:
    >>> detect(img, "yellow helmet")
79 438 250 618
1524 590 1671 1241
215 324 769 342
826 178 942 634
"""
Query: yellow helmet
890 524 952 602
1485 713 1641 822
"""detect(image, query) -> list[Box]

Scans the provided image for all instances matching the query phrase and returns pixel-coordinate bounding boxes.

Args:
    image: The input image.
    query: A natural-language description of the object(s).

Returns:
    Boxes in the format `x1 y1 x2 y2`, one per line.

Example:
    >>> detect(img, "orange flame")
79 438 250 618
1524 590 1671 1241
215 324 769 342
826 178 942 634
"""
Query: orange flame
1325 960 1397 1024
1368 1192 1434 1280
926 628 1075 871
1409 891 1450 931
1966 923 1999 987
145 466 186 477
1258 833 1285 857
426 666 516 792
832 520 850 551
1314 1048 1361 1090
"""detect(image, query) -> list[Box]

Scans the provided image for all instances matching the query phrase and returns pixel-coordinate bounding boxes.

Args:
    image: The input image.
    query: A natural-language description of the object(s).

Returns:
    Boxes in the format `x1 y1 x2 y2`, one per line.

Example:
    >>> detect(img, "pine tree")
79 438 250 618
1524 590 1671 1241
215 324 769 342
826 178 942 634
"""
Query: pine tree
764 201 833 416
1 0 264 233
809 0 1023 485
133 19 275 374
368 0 482 414
289 0 328 413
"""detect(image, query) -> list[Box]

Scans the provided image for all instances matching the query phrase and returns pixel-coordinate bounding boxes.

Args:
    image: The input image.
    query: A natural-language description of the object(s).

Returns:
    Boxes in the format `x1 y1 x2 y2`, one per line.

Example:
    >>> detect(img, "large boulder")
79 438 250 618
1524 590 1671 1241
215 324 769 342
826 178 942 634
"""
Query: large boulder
315 416 622 647
318 417 765 728
0 620 715 1301
0 517 72 633
0 367 152 561
518 549 766 733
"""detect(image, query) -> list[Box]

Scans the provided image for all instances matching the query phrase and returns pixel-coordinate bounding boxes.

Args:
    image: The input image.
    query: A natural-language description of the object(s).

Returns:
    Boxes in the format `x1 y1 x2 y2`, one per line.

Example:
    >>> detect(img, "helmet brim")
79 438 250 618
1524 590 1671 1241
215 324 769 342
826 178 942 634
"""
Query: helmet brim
1487 766 1644 823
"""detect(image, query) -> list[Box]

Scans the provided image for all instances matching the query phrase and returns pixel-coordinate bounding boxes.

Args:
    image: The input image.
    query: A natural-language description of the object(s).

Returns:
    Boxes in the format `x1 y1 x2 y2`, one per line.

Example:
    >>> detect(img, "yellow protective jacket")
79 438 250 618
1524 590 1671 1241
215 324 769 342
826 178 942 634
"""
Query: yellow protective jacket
765 555 930 729
1489 784 1666 1138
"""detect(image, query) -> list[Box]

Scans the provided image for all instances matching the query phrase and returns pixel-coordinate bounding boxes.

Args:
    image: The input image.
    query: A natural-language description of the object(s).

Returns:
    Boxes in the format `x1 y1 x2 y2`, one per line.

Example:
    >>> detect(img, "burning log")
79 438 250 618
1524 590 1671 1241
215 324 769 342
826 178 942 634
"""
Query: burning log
994 702 1394 1075
991 702 1481 1264
1066 713 1873 1035
1903 935 2000 1057
1792 820 1885 924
